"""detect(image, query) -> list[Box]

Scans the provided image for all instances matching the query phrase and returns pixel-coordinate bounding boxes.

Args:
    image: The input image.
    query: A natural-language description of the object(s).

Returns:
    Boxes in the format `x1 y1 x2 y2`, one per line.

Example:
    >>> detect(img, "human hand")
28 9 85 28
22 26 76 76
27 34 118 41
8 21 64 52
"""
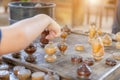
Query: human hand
45 17 61 40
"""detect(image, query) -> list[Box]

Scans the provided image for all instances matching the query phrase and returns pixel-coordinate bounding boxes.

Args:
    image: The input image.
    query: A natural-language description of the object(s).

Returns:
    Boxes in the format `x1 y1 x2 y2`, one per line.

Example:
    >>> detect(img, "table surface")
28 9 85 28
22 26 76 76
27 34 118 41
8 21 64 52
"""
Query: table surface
2 33 120 80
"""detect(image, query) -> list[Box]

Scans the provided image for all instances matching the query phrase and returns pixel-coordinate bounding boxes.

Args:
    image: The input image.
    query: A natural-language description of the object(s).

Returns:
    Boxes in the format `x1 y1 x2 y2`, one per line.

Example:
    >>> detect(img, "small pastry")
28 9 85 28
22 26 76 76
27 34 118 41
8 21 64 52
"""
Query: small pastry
0 64 9 70
106 58 117 66
84 58 94 66
0 70 9 80
115 32 120 41
32 72 45 80
12 52 21 58
13 66 25 76
18 69 31 80
116 42 120 49
75 44 84 51
113 52 120 60
102 34 112 46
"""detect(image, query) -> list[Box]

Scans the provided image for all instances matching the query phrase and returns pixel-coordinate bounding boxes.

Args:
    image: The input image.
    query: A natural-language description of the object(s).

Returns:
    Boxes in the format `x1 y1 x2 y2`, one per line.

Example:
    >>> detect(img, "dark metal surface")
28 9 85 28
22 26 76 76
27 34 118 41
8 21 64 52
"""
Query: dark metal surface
8 2 56 24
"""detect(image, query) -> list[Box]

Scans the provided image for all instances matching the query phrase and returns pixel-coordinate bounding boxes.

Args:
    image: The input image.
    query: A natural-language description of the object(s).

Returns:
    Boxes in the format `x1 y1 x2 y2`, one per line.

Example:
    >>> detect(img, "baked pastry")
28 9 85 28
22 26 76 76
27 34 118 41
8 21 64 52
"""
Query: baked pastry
0 70 9 80
0 64 9 70
115 32 120 41
113 52 120 60
75 44 84 51
106 58 117 66
18 69 31 80
13 66 25 76
84 58 94 66
32 72 45 80
102 34 112 46
116 42 120 49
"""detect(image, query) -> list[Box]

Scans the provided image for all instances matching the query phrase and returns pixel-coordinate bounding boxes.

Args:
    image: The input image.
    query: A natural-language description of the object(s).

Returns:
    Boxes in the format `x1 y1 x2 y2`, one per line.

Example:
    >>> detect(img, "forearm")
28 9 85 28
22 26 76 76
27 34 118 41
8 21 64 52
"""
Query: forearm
0 14 51 54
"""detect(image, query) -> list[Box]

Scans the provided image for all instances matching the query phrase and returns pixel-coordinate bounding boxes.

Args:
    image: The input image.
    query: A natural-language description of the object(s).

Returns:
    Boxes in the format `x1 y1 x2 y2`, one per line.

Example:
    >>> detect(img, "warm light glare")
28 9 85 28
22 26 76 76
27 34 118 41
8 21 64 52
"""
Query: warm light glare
88 0 99 5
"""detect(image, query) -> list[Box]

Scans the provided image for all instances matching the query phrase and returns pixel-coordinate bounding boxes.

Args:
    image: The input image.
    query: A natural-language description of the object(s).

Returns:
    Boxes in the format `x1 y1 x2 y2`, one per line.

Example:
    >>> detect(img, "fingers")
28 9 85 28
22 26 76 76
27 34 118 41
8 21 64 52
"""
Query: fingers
46 31 57 40
43 16 61 40
46 24 61 40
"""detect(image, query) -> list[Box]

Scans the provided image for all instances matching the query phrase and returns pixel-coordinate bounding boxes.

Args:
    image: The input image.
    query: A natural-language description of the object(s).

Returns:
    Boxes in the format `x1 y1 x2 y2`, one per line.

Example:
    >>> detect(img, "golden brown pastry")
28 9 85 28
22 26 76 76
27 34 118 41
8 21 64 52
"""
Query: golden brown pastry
75 44 84 51
32 72 45 80
0 70 9 80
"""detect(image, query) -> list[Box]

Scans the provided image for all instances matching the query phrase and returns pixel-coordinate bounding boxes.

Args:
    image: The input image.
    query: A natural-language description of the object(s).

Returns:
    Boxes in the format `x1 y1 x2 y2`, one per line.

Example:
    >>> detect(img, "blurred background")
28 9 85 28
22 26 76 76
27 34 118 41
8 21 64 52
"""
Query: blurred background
0 0 117 33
